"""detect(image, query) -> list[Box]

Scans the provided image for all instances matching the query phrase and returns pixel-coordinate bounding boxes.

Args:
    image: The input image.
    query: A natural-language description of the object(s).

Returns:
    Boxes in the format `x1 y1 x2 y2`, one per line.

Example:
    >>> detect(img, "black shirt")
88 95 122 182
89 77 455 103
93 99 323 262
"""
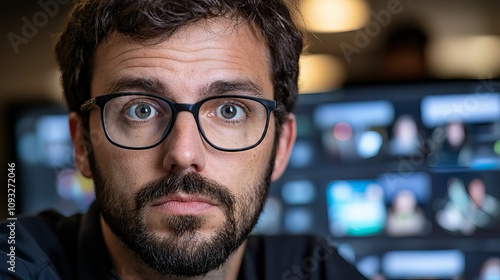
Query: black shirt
0 203 367 279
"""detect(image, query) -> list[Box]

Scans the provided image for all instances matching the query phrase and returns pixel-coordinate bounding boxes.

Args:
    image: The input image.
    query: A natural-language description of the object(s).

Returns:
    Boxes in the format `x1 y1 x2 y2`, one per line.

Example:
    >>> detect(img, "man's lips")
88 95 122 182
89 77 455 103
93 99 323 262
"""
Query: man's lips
151 194 218 215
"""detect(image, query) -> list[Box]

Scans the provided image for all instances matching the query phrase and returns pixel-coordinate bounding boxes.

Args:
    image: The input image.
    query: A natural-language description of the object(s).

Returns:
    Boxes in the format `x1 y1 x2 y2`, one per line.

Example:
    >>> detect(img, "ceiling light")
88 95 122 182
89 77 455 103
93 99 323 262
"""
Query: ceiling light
428 35 500 78
299 0 370 33
299 54 346 93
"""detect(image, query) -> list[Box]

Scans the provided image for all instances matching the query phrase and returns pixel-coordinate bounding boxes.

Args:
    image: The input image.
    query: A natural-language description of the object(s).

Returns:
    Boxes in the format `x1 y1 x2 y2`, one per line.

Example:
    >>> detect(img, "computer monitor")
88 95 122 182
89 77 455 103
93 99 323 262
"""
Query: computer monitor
6 102 94 217
258 79 500 279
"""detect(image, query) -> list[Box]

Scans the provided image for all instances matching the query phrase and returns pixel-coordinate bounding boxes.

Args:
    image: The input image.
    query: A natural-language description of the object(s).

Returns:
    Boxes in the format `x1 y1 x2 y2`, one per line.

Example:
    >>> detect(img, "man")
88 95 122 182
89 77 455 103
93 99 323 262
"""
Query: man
1 0 367 279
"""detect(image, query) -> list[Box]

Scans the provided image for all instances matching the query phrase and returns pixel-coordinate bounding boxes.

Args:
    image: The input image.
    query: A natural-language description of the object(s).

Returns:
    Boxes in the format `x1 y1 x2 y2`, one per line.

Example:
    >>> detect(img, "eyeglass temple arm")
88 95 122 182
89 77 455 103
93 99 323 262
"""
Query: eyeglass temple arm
80 98 97 112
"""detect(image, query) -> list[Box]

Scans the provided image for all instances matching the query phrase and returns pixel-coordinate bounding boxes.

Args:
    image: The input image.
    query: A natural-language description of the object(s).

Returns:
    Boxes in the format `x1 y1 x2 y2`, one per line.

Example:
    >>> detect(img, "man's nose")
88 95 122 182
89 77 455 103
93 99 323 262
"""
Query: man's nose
161 112 206 173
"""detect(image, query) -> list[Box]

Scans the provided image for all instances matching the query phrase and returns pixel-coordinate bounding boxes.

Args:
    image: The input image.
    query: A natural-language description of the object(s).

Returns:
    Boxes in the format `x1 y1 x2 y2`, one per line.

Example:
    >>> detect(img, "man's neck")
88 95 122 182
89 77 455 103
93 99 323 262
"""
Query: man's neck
100 216 245 280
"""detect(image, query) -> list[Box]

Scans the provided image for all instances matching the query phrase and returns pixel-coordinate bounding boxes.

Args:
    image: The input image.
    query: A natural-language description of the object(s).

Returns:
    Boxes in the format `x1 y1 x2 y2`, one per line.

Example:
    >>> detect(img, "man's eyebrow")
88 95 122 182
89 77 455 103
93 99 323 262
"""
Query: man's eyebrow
105 77 169 96
205 80 264 97
104 78 263 99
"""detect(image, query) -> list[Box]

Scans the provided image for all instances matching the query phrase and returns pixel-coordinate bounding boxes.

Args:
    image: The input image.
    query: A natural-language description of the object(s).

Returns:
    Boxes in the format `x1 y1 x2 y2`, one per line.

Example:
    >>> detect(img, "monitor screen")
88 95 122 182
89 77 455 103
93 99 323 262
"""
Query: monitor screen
258 79 500 279
7 103 94 217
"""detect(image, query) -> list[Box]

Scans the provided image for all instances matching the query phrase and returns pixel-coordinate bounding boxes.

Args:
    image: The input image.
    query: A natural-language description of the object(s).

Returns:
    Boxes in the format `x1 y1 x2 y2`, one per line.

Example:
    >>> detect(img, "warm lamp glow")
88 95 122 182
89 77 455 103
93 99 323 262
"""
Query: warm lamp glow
300 0 370 33
428 35 500 78
299 54 346 93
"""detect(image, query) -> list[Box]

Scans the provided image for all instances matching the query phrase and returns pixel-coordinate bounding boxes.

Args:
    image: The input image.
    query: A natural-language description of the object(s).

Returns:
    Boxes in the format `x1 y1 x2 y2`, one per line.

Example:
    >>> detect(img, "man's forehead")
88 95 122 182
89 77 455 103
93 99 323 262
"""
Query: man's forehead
90 16 273 99
99 17 265 51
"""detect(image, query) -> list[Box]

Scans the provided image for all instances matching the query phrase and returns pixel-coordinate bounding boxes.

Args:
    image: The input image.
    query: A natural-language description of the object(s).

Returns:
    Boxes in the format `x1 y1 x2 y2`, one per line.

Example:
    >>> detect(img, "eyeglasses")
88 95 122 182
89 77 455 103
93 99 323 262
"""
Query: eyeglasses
80 92 278 152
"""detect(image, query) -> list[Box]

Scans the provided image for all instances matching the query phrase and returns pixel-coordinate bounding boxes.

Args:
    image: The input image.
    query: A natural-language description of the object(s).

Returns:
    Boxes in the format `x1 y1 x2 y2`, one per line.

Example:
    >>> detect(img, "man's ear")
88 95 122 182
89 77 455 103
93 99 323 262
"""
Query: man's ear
69 112 92 178
270 113 296 182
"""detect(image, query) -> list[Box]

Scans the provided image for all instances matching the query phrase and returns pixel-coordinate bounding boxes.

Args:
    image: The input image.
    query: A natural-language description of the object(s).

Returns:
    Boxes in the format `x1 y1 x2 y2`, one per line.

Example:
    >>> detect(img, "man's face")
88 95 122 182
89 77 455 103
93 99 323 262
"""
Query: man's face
71 18 295 277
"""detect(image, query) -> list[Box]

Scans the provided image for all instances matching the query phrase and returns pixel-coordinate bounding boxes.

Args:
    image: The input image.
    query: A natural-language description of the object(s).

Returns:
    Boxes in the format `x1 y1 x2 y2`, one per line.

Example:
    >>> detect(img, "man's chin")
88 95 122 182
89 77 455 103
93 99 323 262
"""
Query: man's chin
144 210 231 237
161 214 206 236
131 220 242 277
148 225 218 245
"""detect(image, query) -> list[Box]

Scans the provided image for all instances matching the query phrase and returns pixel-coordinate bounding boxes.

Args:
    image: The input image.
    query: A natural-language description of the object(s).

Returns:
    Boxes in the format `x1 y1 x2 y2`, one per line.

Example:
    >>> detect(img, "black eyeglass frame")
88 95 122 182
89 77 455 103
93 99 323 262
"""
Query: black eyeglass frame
80 92 278 152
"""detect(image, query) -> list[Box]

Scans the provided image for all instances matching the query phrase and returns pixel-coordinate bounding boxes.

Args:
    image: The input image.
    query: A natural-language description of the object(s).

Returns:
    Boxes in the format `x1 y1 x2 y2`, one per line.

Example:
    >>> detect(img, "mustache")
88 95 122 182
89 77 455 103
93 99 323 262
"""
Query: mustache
134 172 235 214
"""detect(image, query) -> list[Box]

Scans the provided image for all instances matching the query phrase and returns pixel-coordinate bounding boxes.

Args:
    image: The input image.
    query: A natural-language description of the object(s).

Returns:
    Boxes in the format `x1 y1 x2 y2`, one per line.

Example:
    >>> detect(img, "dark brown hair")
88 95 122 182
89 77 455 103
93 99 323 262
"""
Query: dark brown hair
55 0 304 129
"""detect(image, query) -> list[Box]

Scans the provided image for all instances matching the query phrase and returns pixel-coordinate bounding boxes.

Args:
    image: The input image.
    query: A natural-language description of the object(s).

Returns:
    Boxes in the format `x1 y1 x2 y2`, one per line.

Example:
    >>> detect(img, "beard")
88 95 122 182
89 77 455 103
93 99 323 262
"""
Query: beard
89 151 274 277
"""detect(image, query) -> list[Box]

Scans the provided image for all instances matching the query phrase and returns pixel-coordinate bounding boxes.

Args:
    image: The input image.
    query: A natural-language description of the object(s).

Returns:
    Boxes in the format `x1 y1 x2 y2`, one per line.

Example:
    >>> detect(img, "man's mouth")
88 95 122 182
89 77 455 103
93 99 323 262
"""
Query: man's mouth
151 193 219 215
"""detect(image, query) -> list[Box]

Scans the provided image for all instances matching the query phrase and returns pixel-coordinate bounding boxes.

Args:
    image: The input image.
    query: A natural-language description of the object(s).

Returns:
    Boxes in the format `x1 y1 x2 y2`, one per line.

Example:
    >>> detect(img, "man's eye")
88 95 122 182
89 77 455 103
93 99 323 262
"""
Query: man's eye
126 103 158 120
217 104 245 120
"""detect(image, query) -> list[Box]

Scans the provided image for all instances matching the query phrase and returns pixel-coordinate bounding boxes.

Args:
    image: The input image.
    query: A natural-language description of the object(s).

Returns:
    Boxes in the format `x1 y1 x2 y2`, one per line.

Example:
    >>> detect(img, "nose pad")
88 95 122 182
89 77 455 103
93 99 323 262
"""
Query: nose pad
161 112 206 173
